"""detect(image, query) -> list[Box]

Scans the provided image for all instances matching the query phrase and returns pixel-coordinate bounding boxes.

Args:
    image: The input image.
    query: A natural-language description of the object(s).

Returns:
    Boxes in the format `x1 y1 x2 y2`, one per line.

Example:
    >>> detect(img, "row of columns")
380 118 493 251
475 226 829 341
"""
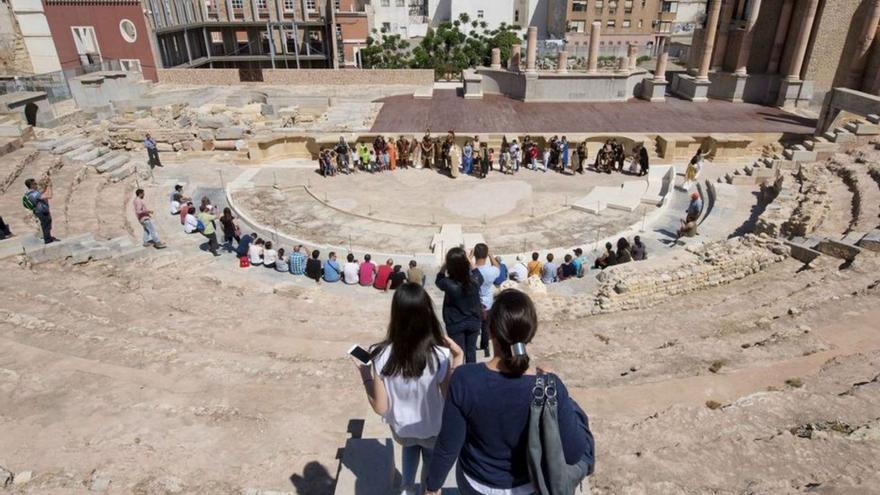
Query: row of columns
696 0 818 82
499 22 654 76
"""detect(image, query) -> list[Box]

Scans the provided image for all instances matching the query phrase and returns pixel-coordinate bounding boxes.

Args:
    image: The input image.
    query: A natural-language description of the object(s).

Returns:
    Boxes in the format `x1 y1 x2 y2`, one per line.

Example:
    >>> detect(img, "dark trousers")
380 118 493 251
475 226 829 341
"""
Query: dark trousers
204 232 219 254
449 327 480 364
34 211 52 243
0 216 10 238
147 148 161 168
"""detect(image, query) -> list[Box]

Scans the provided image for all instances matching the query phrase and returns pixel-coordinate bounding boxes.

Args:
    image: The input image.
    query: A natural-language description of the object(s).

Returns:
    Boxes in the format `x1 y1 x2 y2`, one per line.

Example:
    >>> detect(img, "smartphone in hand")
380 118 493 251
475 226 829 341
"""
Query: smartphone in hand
348 345 372 366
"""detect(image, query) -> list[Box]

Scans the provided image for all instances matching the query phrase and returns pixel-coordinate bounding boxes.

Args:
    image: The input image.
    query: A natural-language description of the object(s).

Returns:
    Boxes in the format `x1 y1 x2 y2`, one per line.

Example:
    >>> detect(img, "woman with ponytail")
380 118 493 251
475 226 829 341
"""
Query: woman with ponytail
424 289 595 495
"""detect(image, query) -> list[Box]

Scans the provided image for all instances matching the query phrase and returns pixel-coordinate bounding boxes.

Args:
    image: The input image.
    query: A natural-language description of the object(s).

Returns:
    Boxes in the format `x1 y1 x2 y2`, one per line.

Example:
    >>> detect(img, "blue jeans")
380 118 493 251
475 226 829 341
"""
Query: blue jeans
141 218 160 244
450 327 480 364
401 444 433 489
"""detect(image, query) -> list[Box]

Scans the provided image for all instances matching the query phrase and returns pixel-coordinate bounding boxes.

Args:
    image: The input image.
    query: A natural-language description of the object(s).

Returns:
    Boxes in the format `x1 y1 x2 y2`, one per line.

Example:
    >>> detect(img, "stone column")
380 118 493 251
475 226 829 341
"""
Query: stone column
734 0 762 75
846 0 880 88
490 48 502 69
509 44 522 71
711 0 737 70
557 50 569 73
766 0 794 74
733 0 747 20
697 0 723 82
588 21 601 73
617 56 629 72
627 42 638 69
655 38 669 81
785 0 819 80
525 26 538 74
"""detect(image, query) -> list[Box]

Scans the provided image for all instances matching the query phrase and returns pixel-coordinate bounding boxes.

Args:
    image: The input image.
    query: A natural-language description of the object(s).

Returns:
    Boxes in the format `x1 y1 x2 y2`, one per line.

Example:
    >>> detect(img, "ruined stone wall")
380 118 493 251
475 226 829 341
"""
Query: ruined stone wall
156 69 241 86
593 235 789 314
755 163 832 238
157 68 435 87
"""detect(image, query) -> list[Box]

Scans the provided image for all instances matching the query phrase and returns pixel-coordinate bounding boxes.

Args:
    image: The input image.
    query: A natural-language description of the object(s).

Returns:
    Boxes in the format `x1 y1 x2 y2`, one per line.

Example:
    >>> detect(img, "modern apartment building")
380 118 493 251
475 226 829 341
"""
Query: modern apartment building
370 0 430 39
557 0 680 53
144 0 368 71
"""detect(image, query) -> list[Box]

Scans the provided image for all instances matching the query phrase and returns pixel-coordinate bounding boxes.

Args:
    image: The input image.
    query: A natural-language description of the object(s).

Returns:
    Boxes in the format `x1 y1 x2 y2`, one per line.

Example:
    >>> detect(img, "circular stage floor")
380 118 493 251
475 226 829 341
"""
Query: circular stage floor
233 165 654 255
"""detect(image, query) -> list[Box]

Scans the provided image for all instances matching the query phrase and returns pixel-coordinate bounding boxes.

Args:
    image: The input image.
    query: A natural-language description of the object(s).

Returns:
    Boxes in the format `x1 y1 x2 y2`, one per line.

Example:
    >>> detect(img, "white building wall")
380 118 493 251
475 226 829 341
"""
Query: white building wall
370 2 429 39
449 0 516 32
7 0 61 74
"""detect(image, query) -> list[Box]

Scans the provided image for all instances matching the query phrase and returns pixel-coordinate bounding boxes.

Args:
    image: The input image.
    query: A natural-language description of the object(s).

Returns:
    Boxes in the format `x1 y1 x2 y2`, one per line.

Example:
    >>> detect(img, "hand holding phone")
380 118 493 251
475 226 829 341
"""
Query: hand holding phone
348 345 372 366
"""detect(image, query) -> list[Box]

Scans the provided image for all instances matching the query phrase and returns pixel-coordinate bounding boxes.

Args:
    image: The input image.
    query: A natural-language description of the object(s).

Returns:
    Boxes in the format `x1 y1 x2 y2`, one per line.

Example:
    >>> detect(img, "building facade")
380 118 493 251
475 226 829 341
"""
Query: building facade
42 0 157 80
370 0 430 39
145 0 368 71
558 0 680 54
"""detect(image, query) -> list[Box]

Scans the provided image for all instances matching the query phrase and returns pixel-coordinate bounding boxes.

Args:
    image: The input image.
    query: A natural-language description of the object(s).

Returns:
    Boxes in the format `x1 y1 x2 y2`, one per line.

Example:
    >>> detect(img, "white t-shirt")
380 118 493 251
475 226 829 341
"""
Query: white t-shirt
510 262 528 282
184 214 199 234
373 345 451 440
170 200 181 215
475 264 500 309
248 244 263 265
263 249 277 265
343 262 360 285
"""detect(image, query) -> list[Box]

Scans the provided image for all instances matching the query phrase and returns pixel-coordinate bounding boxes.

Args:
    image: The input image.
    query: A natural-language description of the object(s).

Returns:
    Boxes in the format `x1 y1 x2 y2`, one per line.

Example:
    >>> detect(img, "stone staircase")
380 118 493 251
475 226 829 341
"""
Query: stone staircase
0 232 159 266
36 135 144 182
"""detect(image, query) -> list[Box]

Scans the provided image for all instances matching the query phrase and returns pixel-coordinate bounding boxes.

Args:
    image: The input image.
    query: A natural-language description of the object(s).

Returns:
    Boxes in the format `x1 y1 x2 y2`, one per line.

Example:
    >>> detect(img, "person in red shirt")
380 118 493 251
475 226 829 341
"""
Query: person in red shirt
373 258 394 292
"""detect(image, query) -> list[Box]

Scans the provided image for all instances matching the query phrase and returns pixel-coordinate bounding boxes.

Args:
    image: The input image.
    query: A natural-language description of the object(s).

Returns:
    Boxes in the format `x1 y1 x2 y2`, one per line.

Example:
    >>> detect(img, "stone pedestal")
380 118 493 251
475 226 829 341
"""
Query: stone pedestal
557 50 568 73
588 22 601 73
673 73 711 102
463 71 483 100
640 78 668 102
490 48 501 70
710 72 748 102
777 78 814 108
627 43 638 70
509 44 522 72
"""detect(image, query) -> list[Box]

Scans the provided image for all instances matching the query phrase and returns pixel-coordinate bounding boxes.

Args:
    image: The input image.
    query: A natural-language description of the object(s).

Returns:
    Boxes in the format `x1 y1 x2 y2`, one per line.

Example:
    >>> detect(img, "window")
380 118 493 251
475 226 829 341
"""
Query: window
71 26 100 65
624 0 632 13
306 0 316 11
638 19 643 28
595 0 603 12
606 19 615 28
572 0 587 12
396 0 404 5
119 19 137 43
210 31 223 43
120 59 142 72
514 9 519 22
477 9 484 18
567 20 586 33
380 0 389 6
257 0 267 9
231 0 243 8
622 19 631 27
381 22 390 32
283 0 295 10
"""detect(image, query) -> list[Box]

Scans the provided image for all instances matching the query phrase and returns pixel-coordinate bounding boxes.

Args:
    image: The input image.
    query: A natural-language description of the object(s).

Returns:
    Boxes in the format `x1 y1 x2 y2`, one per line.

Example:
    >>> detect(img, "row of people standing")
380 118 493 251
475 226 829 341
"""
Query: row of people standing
319 132 652 179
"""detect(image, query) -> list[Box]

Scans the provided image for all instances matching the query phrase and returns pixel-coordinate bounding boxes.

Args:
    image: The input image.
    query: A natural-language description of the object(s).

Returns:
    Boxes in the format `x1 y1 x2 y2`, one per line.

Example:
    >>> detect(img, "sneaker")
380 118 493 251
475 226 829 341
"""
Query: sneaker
400 487 416 495
143 242 153 247
154 242 167 249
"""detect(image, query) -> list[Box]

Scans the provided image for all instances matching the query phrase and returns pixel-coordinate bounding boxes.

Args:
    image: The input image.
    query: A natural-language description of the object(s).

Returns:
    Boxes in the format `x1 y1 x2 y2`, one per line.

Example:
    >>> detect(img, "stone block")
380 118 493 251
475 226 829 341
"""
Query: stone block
815 238 860 261
784 240 822 264
857 230 880 252
215 127 245 140
197 129 215 141
196 114 233 129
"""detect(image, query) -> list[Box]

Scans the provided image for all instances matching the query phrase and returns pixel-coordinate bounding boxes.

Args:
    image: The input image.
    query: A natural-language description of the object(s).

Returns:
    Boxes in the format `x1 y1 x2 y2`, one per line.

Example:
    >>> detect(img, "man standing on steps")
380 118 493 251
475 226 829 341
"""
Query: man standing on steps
23 177 57 244
472 243 500 357
133 189 166 249
144 133 162 169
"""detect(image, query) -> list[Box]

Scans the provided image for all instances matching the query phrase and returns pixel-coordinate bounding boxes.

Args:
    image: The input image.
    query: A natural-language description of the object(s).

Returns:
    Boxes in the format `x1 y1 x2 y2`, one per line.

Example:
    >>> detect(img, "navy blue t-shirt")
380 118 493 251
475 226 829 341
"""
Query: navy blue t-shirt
426 364 593 491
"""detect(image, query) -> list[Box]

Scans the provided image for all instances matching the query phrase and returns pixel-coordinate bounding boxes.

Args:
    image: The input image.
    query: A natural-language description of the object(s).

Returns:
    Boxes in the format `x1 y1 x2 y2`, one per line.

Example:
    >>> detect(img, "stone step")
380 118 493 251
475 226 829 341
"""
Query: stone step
96 153 130 174
86 150 119 168
783 147 817 162
70 245 114 265
0 236 25 260
867 114 880 124
845 120 880 136
109 160 142 181
70 146 110 163
23 233 97 265
63 143 94 159
857 230 880 252
114 245 153 262
53 137 90 154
